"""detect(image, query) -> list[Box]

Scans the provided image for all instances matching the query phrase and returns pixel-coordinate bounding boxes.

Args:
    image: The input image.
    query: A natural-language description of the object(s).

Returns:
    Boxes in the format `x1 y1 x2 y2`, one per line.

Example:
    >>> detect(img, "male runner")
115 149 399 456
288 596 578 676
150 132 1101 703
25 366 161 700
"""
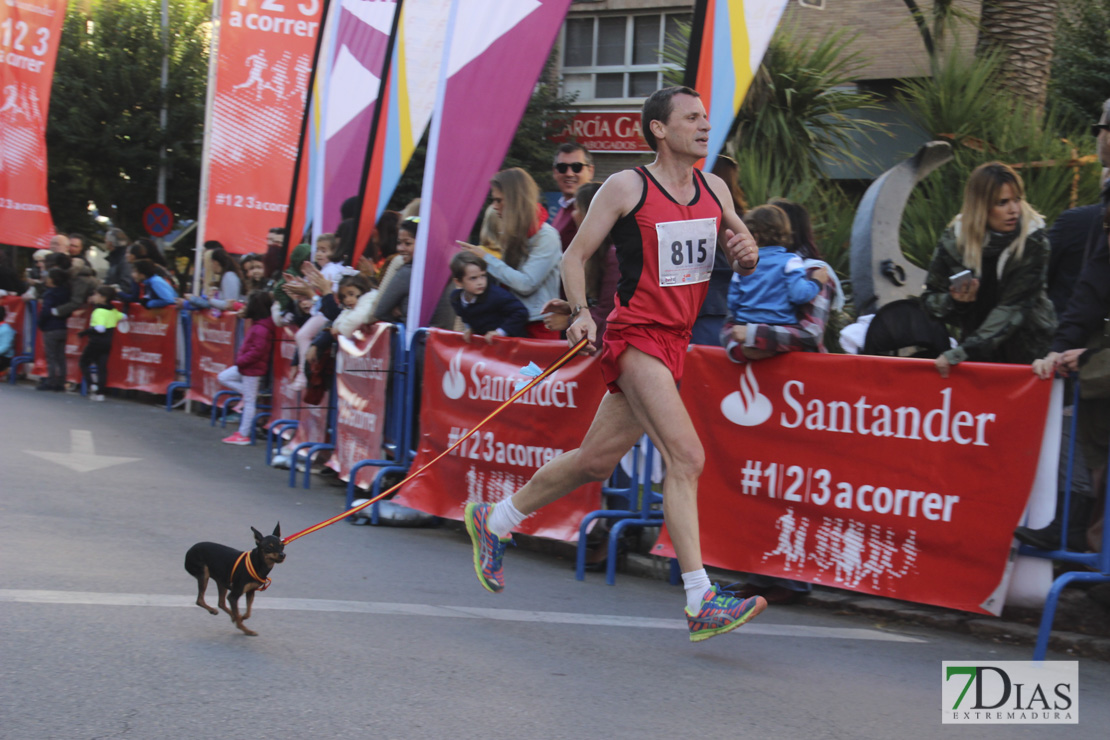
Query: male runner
465 86 764 642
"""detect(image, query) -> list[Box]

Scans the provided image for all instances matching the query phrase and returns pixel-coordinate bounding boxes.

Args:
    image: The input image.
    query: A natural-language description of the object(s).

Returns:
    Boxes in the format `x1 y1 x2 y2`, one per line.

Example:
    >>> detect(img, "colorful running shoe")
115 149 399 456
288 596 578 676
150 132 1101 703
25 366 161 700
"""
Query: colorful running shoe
686 584 767 642
464 502 511 593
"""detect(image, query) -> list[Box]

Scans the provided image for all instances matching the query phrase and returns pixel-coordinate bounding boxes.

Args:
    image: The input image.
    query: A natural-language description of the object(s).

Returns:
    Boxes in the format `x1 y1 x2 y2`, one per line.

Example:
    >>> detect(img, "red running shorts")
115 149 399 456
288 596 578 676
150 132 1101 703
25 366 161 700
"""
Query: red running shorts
597 323 690 394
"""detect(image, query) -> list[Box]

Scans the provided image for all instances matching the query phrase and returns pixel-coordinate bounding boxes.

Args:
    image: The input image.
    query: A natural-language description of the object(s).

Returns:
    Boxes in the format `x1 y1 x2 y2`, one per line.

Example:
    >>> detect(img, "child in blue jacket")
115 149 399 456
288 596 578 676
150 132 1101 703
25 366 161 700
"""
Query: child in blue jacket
129 259 178 308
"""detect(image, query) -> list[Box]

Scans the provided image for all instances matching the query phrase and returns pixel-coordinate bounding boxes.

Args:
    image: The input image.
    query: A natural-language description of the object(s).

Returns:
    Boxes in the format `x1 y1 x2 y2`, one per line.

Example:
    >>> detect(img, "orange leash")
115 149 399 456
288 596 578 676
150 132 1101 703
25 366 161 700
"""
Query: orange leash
231 551 272 591
282 337 589 545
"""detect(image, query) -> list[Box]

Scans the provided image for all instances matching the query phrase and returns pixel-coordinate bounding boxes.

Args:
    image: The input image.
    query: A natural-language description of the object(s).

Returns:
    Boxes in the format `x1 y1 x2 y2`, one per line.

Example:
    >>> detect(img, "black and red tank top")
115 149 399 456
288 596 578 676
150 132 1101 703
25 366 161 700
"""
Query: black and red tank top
605 166 723 334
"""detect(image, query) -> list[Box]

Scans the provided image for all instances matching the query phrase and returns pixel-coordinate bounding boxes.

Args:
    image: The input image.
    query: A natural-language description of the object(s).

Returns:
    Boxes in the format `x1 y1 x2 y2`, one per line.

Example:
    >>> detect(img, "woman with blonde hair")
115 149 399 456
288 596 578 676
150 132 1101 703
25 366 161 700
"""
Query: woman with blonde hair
462 167 561 338
922 161 1055 377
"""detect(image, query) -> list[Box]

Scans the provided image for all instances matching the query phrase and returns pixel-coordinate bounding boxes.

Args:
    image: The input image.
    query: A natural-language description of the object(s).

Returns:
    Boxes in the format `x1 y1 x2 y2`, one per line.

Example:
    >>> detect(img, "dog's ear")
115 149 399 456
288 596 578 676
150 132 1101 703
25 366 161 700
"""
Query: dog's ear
272 522 281 538
252 526 263 543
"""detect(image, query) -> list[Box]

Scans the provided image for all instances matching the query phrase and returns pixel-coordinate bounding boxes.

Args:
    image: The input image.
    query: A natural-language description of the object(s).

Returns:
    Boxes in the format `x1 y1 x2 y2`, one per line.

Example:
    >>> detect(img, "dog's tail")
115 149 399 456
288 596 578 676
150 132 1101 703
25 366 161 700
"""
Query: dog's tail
184 544 207 577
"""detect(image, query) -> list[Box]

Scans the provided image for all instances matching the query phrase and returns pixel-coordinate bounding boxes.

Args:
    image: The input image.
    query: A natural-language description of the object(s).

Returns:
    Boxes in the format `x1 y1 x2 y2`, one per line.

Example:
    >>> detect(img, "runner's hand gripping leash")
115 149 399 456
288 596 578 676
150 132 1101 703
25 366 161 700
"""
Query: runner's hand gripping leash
281 337 590 545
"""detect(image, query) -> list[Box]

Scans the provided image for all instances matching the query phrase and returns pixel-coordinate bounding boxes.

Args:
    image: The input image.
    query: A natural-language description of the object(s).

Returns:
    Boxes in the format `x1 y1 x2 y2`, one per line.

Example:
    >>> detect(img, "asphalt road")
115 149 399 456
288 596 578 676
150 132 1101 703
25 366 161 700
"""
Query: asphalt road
2 384 1108 739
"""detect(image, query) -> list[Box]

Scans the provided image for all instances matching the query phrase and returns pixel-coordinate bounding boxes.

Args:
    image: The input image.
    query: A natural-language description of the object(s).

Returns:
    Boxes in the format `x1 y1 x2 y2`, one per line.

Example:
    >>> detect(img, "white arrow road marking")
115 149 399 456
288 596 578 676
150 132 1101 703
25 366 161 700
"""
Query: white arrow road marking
0 589 924 643
24 430 141 473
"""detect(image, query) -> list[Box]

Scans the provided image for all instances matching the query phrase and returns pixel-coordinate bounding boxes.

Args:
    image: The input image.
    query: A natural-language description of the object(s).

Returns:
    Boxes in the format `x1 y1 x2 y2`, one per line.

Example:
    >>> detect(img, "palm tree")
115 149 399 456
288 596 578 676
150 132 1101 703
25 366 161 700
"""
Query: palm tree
976 0 1060 113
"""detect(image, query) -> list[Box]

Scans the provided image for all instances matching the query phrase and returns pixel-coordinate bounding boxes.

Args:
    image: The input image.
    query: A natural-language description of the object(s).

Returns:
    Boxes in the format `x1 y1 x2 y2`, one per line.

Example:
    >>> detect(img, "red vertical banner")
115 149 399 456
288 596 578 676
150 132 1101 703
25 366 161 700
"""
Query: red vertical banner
394 331 605 542
107 305 177 394
186 310 238 405
0 0 67 247
328 322 391 488
202 0 323 254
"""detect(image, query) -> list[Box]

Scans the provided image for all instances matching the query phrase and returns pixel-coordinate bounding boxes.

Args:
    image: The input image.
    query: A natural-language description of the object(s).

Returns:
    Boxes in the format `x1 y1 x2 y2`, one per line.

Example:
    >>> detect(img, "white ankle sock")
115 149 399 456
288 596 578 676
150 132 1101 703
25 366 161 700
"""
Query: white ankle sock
487 497 526 538
682 569 711 613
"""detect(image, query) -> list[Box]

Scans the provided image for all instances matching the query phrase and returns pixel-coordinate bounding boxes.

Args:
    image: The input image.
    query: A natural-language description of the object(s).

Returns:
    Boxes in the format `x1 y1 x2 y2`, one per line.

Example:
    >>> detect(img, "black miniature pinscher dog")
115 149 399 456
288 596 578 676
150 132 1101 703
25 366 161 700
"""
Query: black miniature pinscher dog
184 524 286 636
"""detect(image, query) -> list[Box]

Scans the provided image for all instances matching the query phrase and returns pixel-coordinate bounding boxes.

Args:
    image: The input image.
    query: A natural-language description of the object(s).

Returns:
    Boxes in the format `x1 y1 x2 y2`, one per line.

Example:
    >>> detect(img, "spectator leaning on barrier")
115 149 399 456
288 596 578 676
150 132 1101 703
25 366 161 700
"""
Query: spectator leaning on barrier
181 248 243 311
460 168 562 339
448 251 528 342
218 291 277 446
921 161 1056 378
722 204 828 362
1021 102 1110 552
129 260 178 309
37 267 71 391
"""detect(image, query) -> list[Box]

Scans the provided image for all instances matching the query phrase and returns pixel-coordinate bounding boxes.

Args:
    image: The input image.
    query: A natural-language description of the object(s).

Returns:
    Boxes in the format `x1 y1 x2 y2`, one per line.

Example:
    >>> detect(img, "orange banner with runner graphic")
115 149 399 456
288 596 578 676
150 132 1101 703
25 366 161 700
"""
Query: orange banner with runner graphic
186 309 238 405
202 0 322 254
0 0 66 247
394 331 606 542
327 322 392 489
652 346 1054 615
106 305 177 394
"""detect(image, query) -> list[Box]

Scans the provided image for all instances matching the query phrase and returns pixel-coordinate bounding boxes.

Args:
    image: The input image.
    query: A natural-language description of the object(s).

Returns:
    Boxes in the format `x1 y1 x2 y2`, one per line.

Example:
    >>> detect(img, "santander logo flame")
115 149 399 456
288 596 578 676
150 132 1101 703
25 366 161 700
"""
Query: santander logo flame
721 364 773 427
442 349 466 400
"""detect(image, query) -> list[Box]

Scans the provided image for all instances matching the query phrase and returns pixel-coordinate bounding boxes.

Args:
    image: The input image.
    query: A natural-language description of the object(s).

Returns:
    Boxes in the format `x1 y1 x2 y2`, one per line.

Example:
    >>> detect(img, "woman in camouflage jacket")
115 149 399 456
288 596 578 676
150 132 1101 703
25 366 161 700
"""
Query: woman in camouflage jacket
922 162 1056 377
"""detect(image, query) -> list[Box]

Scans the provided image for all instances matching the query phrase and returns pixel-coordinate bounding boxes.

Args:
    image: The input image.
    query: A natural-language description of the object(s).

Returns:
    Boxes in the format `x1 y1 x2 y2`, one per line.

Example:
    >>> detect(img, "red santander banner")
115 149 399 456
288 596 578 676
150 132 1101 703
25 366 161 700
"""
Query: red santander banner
653 347 1053 615
394 331 606 542
186 309 238 405
107 305 177 394
202 0 322 254
327 322 391 489
0 0 66 247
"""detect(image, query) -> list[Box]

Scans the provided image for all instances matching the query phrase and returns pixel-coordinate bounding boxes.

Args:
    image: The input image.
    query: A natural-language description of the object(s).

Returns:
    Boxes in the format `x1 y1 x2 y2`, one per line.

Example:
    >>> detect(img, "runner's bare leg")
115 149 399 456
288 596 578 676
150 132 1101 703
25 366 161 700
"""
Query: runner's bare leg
611 347 704 573
511 392 644 514
511 346 704 574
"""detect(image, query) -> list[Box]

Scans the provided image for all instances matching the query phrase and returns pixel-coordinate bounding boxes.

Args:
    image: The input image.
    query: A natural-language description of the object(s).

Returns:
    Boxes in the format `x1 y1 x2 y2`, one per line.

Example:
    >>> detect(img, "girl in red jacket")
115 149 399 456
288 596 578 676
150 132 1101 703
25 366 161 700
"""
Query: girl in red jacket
218 291 276 445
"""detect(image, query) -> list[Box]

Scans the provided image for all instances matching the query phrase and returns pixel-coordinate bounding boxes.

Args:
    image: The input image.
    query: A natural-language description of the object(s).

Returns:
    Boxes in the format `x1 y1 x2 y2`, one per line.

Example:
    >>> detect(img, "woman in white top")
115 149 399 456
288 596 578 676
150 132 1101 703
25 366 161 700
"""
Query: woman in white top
463 167 561 339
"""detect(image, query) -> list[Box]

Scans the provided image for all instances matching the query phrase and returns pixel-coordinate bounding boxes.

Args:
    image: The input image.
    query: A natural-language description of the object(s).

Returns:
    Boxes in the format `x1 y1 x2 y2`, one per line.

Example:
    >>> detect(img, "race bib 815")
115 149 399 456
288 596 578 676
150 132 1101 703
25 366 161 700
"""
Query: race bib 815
656 217 717 287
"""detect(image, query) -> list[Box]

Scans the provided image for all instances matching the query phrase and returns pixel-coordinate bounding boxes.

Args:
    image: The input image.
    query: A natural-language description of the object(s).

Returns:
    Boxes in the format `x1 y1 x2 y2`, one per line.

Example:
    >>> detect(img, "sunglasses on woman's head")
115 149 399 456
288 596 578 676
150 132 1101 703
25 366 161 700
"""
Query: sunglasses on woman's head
554 162 586 174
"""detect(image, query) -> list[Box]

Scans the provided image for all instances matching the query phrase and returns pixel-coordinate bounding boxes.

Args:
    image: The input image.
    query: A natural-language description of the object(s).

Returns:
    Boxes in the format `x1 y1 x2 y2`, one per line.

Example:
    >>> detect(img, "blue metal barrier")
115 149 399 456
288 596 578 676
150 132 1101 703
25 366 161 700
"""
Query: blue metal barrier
1020 378 1110 659
165 309 192 410
574 439 669 585
9 299 36 383
211 390 241 426
267 419 300 465
288 370 340 489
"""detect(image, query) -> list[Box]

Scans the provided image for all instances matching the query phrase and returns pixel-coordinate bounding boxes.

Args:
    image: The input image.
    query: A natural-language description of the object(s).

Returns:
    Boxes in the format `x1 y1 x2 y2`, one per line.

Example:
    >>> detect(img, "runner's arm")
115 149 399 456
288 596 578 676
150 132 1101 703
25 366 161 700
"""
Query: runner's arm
704 172 758 276
562 171 639 349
